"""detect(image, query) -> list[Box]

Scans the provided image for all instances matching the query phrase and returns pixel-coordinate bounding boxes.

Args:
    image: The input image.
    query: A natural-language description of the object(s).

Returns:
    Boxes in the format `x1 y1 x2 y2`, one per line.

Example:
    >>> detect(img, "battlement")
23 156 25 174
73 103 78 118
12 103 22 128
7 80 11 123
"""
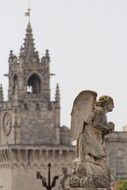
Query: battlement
0 145 75 168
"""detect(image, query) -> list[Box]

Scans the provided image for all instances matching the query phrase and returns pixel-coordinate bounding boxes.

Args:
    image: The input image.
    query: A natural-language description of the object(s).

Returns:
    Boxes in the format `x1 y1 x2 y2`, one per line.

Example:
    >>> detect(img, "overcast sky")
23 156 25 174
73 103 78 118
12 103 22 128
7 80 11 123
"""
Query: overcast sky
0 0 127 131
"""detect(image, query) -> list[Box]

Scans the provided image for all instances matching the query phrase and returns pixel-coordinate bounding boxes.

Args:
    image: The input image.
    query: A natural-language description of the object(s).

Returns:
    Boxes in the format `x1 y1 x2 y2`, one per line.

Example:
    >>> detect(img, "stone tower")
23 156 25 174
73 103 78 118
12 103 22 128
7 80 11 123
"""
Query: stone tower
0 21 75 190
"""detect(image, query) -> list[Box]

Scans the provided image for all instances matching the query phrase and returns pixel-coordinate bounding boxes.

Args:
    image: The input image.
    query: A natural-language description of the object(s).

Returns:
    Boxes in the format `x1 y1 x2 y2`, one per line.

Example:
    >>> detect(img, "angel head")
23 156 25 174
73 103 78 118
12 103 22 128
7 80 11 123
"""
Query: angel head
95 95 114 112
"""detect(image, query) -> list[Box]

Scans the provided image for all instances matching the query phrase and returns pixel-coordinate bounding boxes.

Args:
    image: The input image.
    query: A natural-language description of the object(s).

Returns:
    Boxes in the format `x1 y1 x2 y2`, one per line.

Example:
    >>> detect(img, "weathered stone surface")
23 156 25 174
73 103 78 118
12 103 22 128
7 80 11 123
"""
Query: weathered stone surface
69 91 115 189
69 188 112 190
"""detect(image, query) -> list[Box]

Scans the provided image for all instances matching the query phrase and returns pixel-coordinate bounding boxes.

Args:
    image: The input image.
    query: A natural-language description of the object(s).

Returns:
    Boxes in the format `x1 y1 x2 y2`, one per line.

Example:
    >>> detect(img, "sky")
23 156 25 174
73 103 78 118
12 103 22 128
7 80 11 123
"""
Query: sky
0 0 127 131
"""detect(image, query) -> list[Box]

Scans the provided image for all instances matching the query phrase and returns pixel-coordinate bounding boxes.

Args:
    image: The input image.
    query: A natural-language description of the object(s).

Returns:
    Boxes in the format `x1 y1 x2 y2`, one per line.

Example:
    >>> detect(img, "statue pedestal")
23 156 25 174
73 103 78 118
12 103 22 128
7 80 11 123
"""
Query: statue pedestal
70 188 113 190
69 175 113 189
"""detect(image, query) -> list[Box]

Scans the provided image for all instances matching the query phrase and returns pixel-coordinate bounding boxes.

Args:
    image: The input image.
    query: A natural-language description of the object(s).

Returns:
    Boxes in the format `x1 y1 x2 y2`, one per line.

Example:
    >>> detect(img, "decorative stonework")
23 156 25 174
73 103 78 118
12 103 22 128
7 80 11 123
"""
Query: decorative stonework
69 175 112 188
0 145 75 167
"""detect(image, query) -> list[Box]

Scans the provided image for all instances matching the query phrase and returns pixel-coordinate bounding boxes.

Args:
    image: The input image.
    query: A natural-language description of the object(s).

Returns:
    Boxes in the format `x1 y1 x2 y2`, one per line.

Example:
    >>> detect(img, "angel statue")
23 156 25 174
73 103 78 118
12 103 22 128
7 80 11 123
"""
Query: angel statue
69 90 115 189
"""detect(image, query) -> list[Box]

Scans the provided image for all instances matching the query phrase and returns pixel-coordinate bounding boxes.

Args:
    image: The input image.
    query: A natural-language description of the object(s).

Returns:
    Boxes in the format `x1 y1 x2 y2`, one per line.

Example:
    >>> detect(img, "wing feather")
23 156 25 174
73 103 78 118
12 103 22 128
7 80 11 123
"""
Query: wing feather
70 90 97 140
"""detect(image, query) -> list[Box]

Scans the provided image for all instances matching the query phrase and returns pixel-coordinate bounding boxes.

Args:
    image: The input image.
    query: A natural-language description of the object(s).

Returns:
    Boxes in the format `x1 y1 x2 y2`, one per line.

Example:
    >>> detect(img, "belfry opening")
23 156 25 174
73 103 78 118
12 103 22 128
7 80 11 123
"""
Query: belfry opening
27 74 41 94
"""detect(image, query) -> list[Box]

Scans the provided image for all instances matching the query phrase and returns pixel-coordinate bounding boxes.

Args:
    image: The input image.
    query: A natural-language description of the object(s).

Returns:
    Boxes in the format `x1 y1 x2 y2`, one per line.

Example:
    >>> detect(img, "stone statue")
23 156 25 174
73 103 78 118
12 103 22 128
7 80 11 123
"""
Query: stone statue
69 90 115 189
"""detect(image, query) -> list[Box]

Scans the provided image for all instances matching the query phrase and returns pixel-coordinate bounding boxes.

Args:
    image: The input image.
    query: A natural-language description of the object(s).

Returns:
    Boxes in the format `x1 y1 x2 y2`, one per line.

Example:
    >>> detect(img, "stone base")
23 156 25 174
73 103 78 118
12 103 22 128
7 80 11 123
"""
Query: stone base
69 175 113 189
69 188 113 190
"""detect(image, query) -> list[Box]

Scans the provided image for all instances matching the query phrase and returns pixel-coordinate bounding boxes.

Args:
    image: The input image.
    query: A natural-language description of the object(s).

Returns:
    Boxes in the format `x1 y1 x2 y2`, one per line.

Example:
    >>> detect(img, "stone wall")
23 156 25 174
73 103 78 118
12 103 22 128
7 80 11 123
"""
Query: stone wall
0 145 75 190
106 132 127 179
0 167 12 190
20 108 57 144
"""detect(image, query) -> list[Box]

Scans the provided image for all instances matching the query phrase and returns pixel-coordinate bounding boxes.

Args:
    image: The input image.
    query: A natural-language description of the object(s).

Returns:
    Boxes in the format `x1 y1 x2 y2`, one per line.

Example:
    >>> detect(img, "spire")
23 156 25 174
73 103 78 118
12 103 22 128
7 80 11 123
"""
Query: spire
21 5 38 62
55 83 60 103
0 84 4 101
45 49 50 62
22 22 36 62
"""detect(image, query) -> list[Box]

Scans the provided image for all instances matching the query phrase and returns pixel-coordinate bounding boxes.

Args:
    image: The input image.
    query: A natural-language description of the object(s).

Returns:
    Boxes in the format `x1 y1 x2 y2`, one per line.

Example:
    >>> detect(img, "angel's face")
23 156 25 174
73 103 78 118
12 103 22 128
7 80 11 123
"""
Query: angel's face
106 101 114 112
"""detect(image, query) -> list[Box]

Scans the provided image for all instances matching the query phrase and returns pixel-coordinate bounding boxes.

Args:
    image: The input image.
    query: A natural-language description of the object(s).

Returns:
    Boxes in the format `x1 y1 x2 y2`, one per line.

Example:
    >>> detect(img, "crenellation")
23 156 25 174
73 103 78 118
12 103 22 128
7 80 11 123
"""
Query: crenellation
0 101 20 110
3 149 7 162
3 149 8 162
0 146 75 169
0 149 9 163
0 150 4 162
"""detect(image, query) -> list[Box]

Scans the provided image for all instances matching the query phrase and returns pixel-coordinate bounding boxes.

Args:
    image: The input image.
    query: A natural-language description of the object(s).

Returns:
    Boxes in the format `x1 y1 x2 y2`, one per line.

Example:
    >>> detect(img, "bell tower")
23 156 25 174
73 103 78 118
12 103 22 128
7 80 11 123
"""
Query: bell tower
0 12 74 190
1 21 61 145
8 22 50 102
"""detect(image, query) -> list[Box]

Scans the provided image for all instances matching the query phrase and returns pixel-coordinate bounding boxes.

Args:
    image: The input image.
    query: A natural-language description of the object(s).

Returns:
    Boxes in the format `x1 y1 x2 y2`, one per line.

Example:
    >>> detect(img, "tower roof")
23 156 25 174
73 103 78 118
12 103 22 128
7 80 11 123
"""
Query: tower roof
22 22 36 62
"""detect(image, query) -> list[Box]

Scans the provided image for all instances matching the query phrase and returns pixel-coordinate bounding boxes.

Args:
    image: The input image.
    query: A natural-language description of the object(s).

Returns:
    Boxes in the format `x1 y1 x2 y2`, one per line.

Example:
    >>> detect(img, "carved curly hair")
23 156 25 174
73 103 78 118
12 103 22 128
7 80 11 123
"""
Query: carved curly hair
95 95 113 107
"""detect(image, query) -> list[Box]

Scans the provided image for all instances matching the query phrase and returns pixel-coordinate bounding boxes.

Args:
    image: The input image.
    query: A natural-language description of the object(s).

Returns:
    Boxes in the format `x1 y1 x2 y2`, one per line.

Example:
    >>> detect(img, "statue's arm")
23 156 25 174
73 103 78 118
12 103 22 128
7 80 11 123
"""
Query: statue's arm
106 121 115 133
86 109 115 135
92 111 115 134
94 123 115 136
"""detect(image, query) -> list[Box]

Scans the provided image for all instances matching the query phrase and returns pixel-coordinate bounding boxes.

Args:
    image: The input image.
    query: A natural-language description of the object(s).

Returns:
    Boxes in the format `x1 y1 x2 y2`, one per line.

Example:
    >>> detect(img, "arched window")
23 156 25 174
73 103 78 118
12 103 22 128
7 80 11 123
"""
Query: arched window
27 74 41 94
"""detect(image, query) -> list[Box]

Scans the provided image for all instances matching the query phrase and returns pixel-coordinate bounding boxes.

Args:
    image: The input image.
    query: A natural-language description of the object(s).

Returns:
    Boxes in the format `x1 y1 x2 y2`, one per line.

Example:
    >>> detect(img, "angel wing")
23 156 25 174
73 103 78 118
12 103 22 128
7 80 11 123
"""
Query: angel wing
70 90 97 140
